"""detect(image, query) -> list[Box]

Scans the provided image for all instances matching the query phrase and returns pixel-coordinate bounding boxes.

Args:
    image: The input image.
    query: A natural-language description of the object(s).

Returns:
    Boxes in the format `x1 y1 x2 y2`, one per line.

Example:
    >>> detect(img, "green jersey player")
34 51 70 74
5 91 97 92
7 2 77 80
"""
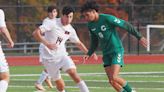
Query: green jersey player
81 1 147 92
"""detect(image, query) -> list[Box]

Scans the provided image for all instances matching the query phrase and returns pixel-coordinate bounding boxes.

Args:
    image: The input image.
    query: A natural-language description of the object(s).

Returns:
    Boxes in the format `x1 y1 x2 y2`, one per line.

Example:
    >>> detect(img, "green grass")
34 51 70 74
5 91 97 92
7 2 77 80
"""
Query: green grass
7 64 164 92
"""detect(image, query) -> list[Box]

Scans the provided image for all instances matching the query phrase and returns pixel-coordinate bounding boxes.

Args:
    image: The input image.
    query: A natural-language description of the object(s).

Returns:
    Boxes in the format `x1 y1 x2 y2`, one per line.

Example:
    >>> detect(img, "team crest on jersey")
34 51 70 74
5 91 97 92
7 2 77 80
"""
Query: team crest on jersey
101 25 106 31
65 31 70 35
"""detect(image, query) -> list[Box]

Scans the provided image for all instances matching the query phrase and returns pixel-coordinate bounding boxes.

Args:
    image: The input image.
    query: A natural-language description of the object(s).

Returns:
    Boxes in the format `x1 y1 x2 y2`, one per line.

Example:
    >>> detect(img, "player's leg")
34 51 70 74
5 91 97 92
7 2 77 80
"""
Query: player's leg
0 55 10 92
0 72 9 92
103 52 125 92
35 69 48 91
35 69 53 89
67 68 89 92
55 78 65 92
105 66 122 92
104 51 134 92
108 64 135 92
105 65 127 92
42 59 66 92
44 72 53 89
62 56 89 92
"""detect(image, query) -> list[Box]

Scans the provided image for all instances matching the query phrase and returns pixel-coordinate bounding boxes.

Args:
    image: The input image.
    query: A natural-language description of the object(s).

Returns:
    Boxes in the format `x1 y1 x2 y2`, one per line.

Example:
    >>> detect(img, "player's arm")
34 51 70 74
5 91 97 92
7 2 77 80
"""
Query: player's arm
106 15 141 39
74 40 98 60
69 28 98 60
107 15 147 48
0 27 14 48
74 40 88 54
121 22 147 48
87 31 99 57
33 28 48 45
32 28 57 50
0 9 14 48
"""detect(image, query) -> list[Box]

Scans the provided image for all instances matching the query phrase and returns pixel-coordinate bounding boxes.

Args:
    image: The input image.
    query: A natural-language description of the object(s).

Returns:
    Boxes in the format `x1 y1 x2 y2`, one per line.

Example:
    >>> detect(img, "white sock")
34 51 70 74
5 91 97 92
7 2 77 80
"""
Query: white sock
36 71 48 84
0 80 8 92
77 80 89 92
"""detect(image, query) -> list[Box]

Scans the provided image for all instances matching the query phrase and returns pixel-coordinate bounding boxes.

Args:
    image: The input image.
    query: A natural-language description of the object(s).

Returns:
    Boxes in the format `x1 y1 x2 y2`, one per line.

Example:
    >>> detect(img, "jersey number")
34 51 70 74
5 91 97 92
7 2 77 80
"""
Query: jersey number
56 37 63 45
98 32 104 38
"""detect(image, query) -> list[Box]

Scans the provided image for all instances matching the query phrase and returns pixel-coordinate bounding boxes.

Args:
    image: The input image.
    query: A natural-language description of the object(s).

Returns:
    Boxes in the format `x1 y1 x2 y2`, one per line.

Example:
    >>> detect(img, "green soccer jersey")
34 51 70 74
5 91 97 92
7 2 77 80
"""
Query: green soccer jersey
87 14 142 56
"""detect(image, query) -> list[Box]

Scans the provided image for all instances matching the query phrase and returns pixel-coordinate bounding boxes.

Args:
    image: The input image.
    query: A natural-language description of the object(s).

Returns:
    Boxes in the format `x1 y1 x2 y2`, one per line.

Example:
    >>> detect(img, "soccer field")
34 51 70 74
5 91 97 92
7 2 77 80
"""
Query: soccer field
8 64 164 92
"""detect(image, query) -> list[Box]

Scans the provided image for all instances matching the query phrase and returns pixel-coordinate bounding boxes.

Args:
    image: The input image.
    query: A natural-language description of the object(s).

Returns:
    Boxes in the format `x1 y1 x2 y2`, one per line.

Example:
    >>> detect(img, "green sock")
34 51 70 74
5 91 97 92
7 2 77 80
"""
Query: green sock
123 82 132 92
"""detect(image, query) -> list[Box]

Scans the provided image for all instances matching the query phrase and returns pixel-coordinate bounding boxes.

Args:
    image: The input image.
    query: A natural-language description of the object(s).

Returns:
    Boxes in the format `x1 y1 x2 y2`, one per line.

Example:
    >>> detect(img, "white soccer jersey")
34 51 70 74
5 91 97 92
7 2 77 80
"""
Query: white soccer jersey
39 18 80 61
0 9 8 72
0 9 6 58
0 9 6 28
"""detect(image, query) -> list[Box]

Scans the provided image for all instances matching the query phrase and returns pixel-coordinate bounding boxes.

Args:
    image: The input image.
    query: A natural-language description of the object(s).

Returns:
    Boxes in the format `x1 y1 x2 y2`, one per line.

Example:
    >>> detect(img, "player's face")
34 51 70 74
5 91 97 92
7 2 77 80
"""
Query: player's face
52 9 58 17
49 9 58 19
82 11 95 22
61 12 73 25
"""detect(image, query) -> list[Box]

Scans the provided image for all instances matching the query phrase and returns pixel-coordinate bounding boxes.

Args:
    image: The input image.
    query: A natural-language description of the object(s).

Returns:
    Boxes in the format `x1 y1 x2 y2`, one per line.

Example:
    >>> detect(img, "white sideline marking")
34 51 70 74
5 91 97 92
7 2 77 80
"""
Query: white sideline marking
11 75 164 78
10 78 164 83
10 71 164 77
8 85 164 90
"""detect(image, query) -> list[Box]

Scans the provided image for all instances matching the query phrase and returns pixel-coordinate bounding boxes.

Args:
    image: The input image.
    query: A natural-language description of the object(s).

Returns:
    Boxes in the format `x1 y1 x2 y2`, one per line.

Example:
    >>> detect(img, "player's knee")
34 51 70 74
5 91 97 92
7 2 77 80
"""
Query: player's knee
108 75 118 84
67 68 76 74
67 69 81 83
67 69 77 78
108 79 117 86
0 72 10 82
56 83 65 91
55 79 65 91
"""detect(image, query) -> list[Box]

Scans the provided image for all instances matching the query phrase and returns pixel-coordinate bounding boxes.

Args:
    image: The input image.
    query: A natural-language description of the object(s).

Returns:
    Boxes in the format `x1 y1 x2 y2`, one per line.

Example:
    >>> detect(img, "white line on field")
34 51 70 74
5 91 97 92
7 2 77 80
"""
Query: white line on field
10 79 164 83
8 85 164 90
10 71 164 77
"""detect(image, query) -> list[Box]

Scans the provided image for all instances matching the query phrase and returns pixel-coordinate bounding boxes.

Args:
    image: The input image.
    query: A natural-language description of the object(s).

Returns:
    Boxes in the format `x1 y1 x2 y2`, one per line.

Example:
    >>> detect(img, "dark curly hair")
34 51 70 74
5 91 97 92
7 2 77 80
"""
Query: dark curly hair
62 6 75 15
47 5 58 13
80 1 99 13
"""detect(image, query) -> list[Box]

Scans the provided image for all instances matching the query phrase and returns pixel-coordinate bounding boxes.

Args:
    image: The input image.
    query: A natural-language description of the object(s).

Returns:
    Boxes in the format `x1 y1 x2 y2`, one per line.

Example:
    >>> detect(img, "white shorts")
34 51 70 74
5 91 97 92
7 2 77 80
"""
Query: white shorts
41 55 76 81
0 46 9 73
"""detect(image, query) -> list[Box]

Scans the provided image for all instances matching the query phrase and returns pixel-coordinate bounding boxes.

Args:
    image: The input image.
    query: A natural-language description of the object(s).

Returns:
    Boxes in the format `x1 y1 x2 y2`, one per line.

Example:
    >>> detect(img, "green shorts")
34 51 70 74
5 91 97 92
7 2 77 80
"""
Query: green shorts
102 51 124 67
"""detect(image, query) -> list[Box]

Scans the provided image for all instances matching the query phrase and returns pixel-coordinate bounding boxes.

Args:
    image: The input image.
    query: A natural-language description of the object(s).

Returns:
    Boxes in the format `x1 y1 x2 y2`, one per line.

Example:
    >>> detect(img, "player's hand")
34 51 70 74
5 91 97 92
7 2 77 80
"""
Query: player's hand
84 55 90 61
82 55 90 64
7 41 14 48
46 43 58 50
92 53 98 61
139 37 147 48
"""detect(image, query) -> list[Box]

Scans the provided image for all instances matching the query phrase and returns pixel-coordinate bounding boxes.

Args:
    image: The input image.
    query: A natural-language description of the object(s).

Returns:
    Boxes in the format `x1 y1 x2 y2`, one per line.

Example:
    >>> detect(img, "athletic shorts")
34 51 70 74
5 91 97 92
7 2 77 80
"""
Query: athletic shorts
102 51 124 67
41 55 76 81
0 46 9 73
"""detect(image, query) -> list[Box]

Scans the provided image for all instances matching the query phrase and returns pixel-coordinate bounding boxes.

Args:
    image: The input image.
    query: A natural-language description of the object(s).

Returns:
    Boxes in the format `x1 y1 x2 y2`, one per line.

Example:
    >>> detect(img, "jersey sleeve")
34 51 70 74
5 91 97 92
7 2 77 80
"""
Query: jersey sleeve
39 19 53 33
87 28 99 56
69 28 80 43
0 9 6 28
106 15 142 40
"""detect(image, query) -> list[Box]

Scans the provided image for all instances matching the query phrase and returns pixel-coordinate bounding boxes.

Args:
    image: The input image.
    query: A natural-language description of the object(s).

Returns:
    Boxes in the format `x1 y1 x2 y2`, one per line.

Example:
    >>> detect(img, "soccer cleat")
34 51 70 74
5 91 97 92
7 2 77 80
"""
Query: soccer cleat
35 83 46 91
45 78 53 89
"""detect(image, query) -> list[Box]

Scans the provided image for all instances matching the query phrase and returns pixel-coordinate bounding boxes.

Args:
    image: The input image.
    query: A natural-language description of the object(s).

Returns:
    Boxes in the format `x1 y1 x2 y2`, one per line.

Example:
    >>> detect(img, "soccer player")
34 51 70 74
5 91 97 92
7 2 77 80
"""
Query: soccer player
81 1 147 92
33 6 96 92
0 9 14 92
34 5 58 91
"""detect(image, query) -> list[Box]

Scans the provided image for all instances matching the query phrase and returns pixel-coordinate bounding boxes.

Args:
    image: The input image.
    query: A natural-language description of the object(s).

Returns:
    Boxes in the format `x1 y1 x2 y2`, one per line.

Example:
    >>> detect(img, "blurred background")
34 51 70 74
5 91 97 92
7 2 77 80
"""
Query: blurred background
1 1 164 92
0 0 164 55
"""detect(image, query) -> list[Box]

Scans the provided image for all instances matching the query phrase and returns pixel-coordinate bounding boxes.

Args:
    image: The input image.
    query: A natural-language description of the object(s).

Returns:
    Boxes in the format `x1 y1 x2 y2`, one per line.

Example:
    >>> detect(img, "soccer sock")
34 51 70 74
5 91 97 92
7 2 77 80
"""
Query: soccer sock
0 80 8 92
123 82 132 92
36 71 48 84
77 80 89 92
